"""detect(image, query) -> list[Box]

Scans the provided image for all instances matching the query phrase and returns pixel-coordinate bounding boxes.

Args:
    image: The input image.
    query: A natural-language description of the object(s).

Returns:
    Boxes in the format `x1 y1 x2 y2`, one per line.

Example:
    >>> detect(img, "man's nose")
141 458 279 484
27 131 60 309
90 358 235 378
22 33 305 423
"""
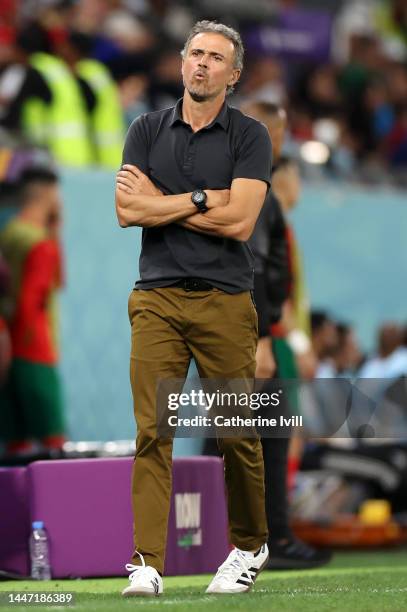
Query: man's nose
198 54 208 68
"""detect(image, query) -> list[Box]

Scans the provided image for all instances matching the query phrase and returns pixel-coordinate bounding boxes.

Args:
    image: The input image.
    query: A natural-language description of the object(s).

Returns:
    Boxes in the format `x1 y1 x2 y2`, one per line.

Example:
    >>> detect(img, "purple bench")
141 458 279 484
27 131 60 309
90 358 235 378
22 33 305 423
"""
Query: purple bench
0 467 30 575
28 457 134 578
166 457 229 575
24 456 228 578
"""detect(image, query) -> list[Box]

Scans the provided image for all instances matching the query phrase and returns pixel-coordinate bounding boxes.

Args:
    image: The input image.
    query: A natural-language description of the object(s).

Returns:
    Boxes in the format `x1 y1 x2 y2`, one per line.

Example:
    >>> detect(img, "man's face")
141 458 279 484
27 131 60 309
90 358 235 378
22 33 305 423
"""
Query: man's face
40 184 63 232
241 104 287 160
182 32 240 102
321 321 339 357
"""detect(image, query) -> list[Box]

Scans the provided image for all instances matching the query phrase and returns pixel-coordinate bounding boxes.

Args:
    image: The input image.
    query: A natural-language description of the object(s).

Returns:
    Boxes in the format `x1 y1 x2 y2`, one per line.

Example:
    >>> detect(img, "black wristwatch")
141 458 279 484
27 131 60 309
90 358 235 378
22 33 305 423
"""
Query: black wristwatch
191 189 209 213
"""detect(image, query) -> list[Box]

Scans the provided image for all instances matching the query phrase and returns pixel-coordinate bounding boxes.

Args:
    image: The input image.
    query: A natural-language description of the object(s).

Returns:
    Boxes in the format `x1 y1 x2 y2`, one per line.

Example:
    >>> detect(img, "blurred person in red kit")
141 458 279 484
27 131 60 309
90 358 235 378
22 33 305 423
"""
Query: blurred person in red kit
0 168 66 455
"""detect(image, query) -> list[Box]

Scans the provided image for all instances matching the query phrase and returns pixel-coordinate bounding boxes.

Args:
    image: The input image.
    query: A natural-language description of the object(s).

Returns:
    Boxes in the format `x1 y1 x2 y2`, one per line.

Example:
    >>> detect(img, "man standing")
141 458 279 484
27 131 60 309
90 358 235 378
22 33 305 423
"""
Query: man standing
0 168 65 454
116 21 271 597
244 101 332 570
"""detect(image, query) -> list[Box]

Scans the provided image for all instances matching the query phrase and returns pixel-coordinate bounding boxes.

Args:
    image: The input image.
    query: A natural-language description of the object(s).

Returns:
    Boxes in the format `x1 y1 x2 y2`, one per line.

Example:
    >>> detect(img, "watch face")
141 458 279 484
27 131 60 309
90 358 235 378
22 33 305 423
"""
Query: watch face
193 191 205 203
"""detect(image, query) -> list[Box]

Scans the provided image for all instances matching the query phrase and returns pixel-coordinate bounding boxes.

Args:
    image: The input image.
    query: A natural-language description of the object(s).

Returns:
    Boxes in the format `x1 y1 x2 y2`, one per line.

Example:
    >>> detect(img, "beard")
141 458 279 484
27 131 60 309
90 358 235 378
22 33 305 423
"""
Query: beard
184 75 215 102
188 88 210 102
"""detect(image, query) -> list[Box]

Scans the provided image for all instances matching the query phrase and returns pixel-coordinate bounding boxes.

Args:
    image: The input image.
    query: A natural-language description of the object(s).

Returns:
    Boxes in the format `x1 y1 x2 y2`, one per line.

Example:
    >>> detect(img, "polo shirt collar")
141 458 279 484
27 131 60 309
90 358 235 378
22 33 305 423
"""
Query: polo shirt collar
170 97 230 131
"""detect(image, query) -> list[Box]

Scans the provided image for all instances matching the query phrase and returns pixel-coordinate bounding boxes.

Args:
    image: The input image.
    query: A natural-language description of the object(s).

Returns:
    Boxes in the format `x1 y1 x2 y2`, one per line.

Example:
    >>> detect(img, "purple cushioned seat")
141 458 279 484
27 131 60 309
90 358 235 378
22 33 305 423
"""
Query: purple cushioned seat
0 467 30 576
28 457 134 578
27 456 229 578
165 456 229 576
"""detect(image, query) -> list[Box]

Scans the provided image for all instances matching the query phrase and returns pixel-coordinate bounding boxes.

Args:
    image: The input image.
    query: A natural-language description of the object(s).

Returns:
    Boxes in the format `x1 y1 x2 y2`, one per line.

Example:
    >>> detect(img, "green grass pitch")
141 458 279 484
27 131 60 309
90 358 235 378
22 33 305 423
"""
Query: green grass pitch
1 550 406 611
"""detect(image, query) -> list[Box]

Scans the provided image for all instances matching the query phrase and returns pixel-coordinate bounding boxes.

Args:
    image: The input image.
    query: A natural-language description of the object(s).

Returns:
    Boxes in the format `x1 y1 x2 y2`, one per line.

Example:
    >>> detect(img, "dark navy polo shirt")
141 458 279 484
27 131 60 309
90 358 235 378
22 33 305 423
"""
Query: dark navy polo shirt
122 98 272 293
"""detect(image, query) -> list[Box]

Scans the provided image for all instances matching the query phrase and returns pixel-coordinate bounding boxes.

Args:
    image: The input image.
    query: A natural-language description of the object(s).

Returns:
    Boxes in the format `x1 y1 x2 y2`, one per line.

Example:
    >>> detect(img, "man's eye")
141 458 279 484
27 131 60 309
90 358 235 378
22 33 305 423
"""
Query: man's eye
214 56 222 61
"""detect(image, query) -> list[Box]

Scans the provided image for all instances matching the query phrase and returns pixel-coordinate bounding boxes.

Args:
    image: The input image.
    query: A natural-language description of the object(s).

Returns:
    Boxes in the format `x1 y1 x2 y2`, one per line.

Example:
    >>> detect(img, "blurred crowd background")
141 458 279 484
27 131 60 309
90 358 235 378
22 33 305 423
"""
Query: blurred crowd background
0 0 407 181
0 0 407 540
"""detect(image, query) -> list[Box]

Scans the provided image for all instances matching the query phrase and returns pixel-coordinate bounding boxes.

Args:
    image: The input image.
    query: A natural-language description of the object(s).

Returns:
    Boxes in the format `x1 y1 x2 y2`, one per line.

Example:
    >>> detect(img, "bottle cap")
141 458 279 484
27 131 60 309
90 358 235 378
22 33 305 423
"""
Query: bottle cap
32 521 44 529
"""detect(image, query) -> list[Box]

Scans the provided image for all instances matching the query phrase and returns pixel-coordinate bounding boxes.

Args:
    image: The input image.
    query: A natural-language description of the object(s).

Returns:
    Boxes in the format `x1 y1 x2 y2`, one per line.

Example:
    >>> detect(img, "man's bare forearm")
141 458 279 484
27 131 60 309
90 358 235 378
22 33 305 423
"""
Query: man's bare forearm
177 206 244 240
177 178 267 241
116 191 196 227
116 165 231 228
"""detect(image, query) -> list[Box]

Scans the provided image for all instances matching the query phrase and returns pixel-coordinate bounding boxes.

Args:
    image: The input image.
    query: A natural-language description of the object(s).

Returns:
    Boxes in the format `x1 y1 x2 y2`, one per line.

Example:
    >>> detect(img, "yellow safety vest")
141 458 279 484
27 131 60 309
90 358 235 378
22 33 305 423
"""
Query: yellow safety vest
22 53 93 167
76 59 125 169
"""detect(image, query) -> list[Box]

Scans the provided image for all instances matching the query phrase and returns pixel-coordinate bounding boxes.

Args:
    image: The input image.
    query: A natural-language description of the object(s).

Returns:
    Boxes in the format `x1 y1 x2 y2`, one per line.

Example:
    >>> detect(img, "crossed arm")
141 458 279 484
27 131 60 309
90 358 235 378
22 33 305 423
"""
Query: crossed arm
115 164 267 242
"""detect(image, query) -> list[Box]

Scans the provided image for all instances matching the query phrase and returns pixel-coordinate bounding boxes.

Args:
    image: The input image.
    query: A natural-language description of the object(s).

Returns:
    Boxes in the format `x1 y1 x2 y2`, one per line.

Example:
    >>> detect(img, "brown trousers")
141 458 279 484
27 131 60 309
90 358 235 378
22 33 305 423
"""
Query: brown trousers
128 287 268 574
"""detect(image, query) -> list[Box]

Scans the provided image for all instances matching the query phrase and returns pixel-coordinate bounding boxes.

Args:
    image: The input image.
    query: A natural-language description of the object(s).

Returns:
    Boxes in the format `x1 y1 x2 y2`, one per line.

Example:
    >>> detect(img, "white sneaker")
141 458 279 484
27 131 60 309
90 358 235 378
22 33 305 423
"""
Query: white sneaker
121 553 163 597
206 543 269 594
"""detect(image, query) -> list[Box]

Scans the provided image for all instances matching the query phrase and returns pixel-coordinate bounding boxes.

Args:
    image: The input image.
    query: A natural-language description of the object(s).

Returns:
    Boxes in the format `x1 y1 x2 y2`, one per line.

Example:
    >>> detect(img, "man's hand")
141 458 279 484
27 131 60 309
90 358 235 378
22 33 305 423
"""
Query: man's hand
116 164 164 198
255 336 276 379
115 164 230 229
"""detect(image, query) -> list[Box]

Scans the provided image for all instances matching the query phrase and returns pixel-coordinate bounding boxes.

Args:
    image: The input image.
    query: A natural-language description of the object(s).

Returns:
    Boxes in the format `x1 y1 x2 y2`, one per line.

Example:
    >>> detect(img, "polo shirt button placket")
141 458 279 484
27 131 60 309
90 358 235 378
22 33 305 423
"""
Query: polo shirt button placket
184 138 196 172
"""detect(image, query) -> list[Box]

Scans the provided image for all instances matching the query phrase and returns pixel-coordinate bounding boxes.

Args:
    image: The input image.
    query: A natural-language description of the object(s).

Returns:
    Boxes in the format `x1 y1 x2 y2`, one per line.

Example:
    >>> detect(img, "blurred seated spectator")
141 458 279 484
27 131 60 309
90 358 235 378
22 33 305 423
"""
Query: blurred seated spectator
359 322 407 378
332 322 363 377
0 168 66 455
387 61 407 107
289 105 314 142
386 104 407 167
94 7 158 82
358 77 395 156
311 311 339 378
118 71 150 127
339 34 384 101
302 65 343 121
103 8 156 55
240 57 286 105
148 47 184 111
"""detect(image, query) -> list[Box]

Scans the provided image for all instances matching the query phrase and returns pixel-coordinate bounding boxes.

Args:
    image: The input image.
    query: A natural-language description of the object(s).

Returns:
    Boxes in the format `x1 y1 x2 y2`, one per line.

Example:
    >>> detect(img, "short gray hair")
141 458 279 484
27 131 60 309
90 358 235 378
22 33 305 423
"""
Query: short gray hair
181 20 244 94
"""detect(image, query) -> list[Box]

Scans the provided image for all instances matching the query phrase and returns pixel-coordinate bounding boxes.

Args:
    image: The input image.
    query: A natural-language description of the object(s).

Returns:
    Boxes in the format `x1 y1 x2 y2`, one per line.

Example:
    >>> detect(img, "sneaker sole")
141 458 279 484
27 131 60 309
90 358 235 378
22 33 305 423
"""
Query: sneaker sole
206 554 270 594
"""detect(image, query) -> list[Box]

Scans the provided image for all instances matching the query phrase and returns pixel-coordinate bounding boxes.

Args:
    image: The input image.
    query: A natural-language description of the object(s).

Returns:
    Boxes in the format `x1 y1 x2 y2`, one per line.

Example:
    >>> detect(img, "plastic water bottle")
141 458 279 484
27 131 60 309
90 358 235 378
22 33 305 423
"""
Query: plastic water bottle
29 521 51 580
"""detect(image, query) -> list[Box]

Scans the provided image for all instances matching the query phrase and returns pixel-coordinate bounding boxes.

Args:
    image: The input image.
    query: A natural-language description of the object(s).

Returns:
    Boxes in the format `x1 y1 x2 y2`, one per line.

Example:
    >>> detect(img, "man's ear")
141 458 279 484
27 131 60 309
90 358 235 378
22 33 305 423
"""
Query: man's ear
228 69 241 88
